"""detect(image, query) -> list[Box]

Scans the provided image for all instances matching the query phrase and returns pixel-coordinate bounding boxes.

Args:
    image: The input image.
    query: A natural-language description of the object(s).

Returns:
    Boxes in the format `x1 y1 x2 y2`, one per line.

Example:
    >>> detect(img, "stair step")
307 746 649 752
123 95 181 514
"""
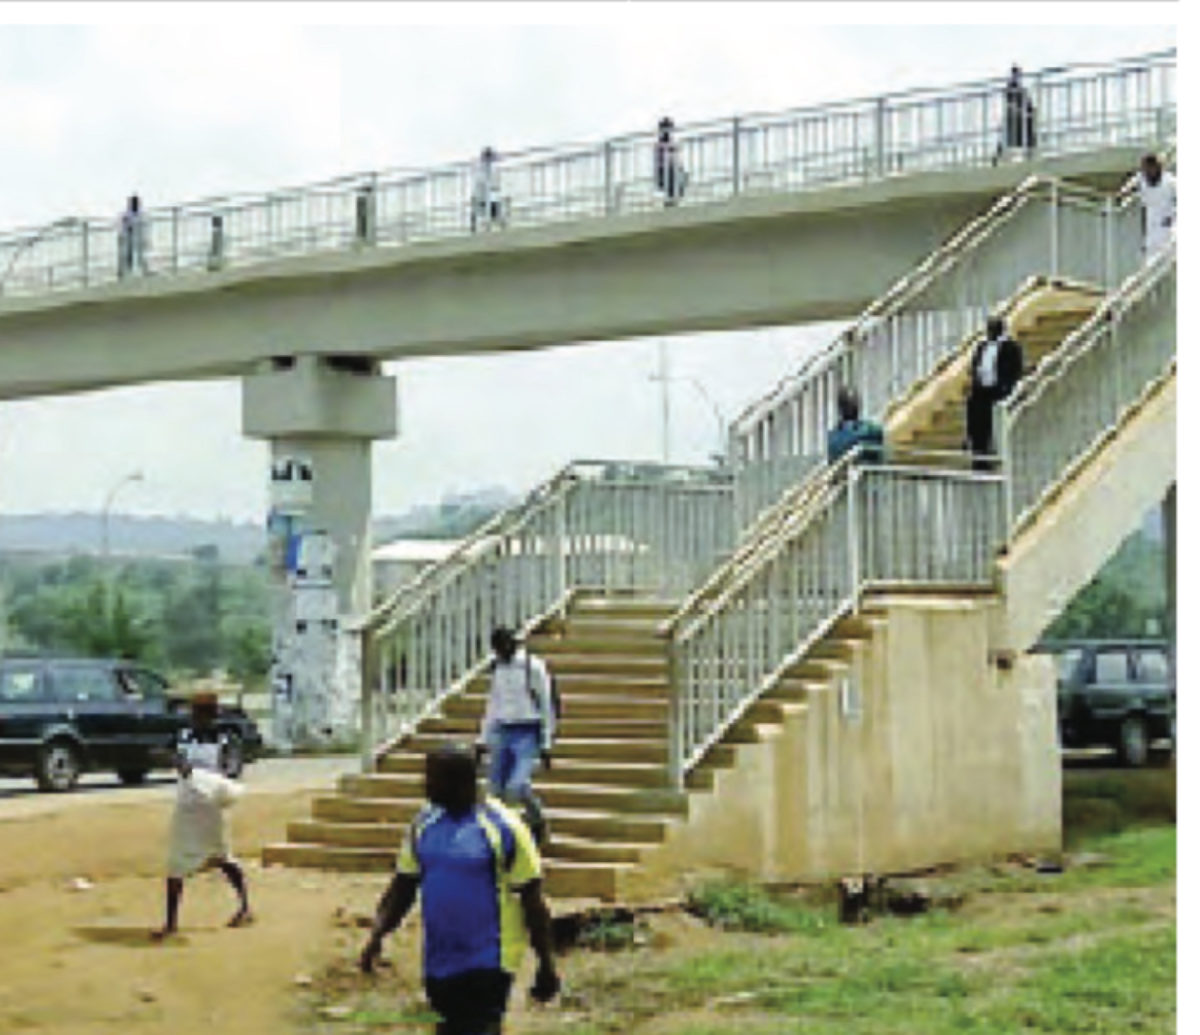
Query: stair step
263 843 627 899
333 782 688 816
546 835 647 864
530 636 664 657
397 735 670 763
422 716 669 739
443 695 668 720
464 673 669 696
571 597 678 619
548 808 673 843
541 655 667 675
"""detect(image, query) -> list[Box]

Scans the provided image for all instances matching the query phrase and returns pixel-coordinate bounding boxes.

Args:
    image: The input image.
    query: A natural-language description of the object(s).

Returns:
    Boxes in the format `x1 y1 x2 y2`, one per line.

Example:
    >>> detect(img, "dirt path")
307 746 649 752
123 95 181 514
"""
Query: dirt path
0 763 394 1035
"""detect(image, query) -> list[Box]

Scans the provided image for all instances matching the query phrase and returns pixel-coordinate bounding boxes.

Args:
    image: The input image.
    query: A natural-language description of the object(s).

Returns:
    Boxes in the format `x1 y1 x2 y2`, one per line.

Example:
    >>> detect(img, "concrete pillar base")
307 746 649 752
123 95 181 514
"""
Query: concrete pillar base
243 356 397 751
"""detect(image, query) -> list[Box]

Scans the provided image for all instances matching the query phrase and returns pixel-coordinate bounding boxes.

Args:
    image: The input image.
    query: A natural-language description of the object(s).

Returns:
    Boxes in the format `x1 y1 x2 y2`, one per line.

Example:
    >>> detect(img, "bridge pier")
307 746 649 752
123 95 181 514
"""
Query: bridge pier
242 355 397 751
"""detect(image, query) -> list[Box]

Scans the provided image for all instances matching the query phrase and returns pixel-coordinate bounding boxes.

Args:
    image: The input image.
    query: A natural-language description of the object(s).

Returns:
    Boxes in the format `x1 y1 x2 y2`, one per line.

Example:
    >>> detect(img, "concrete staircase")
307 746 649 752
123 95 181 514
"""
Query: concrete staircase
262 594 885 898
891 284 1100 455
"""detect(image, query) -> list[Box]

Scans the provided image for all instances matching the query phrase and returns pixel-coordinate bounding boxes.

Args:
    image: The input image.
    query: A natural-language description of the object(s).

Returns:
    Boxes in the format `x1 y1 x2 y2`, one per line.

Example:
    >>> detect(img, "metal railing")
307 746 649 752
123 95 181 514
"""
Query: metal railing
729 167 1151 530
999 242 1176 534
669 453 1005 781
0 49 1173 303
361 459 733 764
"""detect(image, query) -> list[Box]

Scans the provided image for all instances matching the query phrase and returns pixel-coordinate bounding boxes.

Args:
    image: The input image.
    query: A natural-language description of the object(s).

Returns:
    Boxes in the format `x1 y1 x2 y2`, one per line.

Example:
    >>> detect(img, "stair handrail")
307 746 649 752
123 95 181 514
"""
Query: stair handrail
660 261 1088 641
998 241 1175 534
362 460 581 635
667 447 1006 782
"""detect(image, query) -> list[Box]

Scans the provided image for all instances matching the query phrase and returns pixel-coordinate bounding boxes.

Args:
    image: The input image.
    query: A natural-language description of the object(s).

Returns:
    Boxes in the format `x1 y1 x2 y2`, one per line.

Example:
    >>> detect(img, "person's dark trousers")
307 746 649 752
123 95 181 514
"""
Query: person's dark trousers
966 386 999 472
426 969 514 1035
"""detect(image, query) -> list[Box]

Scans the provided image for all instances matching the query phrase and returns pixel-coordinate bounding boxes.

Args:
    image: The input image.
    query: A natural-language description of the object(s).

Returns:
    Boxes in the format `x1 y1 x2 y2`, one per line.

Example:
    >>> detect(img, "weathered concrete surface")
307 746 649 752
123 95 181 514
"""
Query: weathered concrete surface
996 371 1176 652
622 594 1060 896
0 147 1141 401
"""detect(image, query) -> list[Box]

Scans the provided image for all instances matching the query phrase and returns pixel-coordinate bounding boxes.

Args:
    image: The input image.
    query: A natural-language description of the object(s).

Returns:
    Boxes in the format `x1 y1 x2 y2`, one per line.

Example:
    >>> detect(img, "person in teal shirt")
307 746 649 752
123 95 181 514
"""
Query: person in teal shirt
359 743 560 1034
826 386 884 465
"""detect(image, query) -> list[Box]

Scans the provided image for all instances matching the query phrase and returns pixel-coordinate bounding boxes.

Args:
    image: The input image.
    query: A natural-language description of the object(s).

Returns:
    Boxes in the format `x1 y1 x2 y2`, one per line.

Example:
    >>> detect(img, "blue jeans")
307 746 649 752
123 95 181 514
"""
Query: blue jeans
487 722 541 804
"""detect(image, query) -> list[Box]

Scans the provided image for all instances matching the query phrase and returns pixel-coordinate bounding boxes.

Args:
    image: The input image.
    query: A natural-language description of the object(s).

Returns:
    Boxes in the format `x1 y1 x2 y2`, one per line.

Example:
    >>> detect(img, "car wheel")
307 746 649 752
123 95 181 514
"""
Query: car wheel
1116 715 1150 768
35 740 82 792
116 767 149 786
221 733 245 780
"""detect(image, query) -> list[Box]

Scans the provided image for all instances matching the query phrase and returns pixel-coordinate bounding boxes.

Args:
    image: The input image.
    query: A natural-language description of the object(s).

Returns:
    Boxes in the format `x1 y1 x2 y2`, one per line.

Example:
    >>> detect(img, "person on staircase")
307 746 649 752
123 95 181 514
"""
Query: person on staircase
826 386 885 466
478 627 556 848
1138 153 1176 261
966 315 1024 471
360 743 561 1034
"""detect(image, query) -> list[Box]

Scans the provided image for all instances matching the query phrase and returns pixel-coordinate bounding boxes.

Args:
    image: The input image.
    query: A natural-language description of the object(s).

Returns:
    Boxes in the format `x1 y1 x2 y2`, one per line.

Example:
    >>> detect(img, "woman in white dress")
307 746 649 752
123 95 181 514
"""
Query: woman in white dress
152 693 253 940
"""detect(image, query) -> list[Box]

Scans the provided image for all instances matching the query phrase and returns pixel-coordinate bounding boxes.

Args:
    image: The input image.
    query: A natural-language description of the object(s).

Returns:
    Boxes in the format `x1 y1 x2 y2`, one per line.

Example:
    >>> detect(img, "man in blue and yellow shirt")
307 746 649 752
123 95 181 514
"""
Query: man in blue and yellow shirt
360 743 560 1034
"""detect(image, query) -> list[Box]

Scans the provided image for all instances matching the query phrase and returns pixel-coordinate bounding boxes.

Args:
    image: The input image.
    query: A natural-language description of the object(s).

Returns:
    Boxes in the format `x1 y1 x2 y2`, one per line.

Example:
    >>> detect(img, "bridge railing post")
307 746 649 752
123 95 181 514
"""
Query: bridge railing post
874 97 887 176
731 116 741 196
79 221 89 289
604 141 614 216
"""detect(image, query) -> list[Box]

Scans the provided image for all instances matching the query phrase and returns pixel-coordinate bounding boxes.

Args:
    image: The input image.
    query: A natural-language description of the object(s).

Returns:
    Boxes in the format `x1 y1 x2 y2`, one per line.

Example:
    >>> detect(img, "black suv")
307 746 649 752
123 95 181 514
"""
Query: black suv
0 657 263 791
1045 639 1175 767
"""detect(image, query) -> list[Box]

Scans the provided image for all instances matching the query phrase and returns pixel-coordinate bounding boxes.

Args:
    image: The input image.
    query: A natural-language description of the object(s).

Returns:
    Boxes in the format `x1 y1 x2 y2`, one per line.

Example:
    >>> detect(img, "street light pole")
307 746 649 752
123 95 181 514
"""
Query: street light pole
101 471 145 567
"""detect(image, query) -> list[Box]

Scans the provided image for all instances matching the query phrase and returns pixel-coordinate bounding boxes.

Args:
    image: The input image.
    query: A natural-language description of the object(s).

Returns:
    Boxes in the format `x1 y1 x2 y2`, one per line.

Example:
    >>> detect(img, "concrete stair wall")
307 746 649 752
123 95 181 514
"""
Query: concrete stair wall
262 595 887 898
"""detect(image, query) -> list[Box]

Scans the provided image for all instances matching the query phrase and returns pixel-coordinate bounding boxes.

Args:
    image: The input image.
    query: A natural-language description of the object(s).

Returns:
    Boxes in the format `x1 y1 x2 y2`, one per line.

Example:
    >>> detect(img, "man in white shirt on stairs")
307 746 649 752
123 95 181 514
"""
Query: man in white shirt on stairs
478 627 556 846
1138 153 1176 260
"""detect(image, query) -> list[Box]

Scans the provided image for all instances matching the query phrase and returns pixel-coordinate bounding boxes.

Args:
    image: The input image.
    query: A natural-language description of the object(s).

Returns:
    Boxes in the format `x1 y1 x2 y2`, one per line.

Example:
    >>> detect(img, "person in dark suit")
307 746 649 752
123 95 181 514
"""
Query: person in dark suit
966 315 1024 469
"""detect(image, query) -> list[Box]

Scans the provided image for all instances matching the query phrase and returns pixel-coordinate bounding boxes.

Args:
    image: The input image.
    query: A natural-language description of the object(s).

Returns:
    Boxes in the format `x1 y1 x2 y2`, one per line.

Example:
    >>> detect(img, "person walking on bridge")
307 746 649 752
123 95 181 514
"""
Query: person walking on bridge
966 315 1024 470
993 65 1036 164
654 117 688 206
478 626 556 847
359 743 560 1034
472 146 505 232
118 193 149 278
1138 153 1176 260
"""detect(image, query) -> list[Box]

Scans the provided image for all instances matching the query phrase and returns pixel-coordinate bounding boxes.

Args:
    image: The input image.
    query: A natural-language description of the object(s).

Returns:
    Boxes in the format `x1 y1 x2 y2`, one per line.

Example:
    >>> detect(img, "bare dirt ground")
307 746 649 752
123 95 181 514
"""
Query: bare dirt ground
0 758 395 1035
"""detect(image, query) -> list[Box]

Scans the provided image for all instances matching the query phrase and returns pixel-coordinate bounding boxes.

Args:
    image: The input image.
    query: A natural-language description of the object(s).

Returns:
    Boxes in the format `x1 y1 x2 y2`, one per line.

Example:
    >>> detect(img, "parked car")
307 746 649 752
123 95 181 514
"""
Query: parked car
1042 639 1175 767
0 656 263 792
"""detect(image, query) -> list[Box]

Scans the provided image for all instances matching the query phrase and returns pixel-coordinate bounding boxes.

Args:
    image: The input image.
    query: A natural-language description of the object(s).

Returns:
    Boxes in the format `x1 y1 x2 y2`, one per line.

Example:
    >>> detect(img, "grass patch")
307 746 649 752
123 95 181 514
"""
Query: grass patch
685 879 830 934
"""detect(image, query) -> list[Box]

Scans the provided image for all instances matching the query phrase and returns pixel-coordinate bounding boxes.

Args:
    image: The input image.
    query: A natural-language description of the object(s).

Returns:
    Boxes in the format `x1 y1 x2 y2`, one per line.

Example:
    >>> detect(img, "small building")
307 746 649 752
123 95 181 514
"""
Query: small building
371 538 463 604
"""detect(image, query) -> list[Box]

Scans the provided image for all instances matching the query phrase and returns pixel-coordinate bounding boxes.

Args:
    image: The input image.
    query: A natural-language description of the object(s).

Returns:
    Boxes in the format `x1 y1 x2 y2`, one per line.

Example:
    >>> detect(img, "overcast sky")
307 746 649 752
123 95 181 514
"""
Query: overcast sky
0 8 1177 521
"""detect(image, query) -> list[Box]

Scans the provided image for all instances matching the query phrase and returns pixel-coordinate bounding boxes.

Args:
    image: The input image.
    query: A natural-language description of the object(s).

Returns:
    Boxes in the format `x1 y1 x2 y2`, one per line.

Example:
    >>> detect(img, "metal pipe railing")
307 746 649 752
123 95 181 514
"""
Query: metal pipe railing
668 451 1006 782
0 49 1174 303
361 459 734 765
998 242 1175 534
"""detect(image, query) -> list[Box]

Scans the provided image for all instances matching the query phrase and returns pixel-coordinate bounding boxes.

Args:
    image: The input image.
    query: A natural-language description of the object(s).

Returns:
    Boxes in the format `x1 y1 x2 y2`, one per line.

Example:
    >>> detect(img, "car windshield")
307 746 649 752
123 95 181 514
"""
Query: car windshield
0 666 43 702
1055 649 1082 683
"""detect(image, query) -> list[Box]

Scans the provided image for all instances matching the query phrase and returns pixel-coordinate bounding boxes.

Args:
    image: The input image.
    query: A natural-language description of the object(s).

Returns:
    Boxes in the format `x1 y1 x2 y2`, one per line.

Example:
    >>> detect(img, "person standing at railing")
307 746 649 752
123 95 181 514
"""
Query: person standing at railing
966 316 1024 471
117 194 149 278
472 146 506 232
478 627 556 847
826 387 885 465
1138 154 1176 259
654 117 688 207
993 66 1036 165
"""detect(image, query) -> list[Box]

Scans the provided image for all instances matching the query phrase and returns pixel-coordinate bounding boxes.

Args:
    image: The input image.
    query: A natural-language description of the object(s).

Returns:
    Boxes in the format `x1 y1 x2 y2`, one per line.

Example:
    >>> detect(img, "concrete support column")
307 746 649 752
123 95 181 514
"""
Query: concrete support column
242 355 397 750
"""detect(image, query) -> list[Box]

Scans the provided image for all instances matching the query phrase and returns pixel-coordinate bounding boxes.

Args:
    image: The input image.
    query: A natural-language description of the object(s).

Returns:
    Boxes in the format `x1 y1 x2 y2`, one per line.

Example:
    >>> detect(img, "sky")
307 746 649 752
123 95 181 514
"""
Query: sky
0 5 1178 521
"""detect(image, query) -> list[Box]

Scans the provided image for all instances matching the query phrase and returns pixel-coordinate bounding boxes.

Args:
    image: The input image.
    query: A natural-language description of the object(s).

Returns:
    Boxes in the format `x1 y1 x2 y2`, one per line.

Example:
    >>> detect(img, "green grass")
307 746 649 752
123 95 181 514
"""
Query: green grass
301 817 1175 1034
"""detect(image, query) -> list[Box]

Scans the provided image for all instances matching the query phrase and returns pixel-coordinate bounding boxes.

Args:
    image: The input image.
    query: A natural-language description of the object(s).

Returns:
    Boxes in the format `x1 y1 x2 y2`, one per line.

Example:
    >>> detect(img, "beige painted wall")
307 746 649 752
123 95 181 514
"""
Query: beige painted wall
623 595 1060 898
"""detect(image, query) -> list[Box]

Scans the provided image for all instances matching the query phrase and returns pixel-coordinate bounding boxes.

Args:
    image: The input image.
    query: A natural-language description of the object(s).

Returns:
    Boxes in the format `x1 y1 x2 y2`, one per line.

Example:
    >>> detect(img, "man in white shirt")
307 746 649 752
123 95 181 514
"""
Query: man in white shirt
1138 154 1176 259
478 626 556 845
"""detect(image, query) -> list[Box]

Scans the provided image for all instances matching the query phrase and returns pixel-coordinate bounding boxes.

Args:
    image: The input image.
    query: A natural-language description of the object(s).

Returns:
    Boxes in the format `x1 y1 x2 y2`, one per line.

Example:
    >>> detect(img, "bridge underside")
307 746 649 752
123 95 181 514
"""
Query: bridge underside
0 146 1140 402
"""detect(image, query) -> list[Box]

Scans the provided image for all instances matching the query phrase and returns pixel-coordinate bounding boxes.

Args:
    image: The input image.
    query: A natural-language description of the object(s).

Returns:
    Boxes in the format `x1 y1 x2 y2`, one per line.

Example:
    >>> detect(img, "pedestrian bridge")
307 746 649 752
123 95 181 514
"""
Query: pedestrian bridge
0 49 1174 401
